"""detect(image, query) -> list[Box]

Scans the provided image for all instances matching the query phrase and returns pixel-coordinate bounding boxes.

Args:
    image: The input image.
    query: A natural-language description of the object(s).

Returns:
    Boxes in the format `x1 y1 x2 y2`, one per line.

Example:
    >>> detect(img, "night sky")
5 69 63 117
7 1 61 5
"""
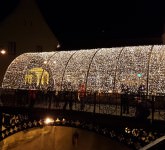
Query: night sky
0 0 165 49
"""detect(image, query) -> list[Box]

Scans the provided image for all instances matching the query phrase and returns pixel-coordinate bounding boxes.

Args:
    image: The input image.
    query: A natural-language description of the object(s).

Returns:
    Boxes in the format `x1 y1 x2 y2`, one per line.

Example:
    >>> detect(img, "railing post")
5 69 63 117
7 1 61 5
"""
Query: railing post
0 110 2 139
93 92 96 114
151 95 155 124
120 93 123 116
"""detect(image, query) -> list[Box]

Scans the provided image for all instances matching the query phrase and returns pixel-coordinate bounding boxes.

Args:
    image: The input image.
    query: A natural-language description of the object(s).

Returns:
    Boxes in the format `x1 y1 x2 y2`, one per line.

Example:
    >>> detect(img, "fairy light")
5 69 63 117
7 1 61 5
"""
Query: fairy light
2 45 165 95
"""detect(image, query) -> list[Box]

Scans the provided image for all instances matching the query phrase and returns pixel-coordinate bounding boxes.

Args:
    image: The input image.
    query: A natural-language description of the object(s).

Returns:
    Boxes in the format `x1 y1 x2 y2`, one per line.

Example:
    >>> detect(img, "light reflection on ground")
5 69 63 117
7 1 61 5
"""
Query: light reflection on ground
0 126 131 150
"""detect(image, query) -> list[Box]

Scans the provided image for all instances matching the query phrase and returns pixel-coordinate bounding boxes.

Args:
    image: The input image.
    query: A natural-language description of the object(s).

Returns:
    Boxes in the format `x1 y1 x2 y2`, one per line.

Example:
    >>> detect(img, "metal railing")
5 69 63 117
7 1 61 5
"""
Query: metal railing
1 88 165 121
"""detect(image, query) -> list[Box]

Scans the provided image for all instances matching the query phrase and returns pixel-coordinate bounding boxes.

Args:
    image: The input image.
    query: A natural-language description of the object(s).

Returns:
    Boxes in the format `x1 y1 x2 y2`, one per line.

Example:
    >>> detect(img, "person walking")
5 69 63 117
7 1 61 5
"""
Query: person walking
72 130 79 147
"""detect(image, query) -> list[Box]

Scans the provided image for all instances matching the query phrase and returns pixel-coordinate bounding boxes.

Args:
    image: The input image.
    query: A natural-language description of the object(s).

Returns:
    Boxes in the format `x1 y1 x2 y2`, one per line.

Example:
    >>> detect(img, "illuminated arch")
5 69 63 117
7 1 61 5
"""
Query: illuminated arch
25 67 49 86
2 45 165 94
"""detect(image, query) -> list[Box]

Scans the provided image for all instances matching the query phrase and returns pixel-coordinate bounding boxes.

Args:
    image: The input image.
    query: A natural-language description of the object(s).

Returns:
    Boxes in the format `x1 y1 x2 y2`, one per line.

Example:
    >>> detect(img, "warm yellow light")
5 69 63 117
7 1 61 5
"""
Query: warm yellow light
44 117 54 125
62 118 66 123
55 118 60 122
25 67 49 86
44 60 47 64
0 49 6 55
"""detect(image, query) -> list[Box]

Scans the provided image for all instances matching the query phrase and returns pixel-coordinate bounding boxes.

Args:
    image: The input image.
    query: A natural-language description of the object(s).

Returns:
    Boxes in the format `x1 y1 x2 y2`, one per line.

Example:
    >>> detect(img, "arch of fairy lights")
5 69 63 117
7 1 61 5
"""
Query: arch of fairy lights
2 45 165 95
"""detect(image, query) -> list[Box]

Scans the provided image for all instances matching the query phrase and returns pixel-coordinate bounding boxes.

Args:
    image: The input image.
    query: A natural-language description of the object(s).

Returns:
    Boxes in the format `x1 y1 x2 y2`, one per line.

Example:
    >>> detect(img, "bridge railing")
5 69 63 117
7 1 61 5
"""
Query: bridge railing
1 111 164 150
1 88 165 121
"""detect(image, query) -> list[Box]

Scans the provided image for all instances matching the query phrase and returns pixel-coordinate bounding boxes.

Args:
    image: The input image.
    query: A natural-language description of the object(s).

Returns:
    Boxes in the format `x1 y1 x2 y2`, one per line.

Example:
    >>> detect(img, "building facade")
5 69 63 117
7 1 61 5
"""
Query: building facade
0 0 59 86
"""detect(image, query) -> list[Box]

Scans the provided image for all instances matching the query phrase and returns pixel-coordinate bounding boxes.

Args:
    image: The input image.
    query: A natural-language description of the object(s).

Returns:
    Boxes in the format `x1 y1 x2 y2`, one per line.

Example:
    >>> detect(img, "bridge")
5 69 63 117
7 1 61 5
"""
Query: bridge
1 46 165 149
1 89 165 150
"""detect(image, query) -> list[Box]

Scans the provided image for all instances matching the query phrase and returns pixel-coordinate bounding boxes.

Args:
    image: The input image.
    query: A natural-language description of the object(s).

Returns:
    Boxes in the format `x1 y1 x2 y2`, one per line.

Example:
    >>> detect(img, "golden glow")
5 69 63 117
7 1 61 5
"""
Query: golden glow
25 67 49 86
62 118 66 122
55 118 60 122
43 60 47 64
0 49 6 55
44 117 54 125
3 45 165 94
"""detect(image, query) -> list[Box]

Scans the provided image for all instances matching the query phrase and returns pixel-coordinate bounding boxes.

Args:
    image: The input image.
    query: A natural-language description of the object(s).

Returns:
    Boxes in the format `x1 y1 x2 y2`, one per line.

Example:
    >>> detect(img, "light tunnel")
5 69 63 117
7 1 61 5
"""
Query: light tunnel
2 45 165 95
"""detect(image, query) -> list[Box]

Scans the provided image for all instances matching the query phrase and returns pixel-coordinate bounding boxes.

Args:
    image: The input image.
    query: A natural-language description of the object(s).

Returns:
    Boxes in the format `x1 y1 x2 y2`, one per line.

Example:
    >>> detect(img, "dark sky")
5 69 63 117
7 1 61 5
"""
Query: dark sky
0 0 165 49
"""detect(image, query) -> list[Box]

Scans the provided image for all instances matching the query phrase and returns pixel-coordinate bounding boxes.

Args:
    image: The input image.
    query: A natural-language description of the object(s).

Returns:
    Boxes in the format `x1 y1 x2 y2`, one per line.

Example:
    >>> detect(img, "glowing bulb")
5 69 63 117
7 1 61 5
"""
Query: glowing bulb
44 60 47 64
0 49 6 55
55 118 60 122
44 118 54 125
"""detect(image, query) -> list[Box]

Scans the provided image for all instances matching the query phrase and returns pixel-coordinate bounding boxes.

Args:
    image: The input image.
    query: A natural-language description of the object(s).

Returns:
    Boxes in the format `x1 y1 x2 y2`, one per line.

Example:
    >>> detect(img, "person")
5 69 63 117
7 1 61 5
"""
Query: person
47 87 53 109
28 89 37 108
72 130 79 146
121 85 129 114
54 90 60 107
78 83 85 110
63 90 69 110
0 88 2 106
135 98 150 121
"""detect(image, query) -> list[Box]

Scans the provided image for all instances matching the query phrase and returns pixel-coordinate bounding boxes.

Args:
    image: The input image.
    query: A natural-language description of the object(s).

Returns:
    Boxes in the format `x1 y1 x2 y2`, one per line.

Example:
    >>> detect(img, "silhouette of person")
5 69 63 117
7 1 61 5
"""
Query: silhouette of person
78 83 85 110
72 130 79 146
121 85 129 114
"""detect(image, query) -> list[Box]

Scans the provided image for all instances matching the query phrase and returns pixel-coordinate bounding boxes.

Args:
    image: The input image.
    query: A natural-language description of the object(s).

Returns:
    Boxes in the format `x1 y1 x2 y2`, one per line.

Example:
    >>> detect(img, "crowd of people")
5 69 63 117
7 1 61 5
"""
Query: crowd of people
120 84 151 120
0 84 152 121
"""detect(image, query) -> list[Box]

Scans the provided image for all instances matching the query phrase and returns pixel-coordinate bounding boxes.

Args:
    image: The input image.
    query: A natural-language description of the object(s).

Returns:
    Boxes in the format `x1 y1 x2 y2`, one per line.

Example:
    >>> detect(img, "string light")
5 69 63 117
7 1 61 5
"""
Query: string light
2 45 165 95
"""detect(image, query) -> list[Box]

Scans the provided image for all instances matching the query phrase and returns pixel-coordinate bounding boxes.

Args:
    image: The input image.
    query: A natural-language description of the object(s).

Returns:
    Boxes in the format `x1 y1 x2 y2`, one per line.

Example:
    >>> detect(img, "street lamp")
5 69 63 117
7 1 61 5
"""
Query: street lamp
44 117 54 125
0 49 6 55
